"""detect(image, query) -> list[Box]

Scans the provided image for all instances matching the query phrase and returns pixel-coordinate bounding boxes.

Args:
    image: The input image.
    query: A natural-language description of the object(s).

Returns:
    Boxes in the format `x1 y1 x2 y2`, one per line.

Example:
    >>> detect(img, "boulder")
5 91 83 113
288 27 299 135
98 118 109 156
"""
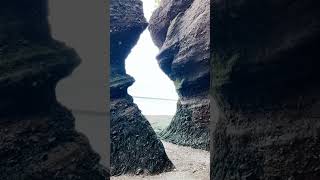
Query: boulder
149 0 210 150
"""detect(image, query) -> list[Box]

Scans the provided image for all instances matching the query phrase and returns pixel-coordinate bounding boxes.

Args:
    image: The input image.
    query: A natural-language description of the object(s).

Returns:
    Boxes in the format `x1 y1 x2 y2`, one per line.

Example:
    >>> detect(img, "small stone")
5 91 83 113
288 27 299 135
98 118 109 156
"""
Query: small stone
136 168 143 175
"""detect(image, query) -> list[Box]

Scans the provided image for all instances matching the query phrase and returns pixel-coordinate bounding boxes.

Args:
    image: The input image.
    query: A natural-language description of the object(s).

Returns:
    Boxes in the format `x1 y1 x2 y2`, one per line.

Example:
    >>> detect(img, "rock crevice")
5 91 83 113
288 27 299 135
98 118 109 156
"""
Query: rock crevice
110 0 174 176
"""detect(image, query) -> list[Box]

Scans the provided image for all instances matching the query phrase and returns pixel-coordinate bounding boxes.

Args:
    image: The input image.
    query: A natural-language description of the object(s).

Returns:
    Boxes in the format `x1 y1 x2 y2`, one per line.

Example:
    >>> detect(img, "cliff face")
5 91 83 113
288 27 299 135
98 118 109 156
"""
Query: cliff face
211 0 320 179
110 0 173 175
149 0 210 150
0 1 107 179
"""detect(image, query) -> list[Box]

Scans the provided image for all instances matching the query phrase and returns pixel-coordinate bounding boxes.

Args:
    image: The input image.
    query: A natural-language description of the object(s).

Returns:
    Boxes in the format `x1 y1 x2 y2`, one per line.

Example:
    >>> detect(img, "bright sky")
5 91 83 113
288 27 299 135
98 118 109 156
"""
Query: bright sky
126 0 178 115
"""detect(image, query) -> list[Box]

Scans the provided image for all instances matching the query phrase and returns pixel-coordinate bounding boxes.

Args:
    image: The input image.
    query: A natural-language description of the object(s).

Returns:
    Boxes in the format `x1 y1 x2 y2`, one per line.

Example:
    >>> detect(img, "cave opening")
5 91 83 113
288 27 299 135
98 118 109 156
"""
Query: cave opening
114 0 210 179
125 0 178 134
118 0 211 178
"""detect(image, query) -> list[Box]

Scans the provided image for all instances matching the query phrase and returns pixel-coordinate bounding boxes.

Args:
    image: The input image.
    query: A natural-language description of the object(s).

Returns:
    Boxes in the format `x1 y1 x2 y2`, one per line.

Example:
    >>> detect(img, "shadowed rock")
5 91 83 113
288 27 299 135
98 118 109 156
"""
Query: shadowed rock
110 0 174 176
0 1 107 179
211 0 320 179
149 0 210 150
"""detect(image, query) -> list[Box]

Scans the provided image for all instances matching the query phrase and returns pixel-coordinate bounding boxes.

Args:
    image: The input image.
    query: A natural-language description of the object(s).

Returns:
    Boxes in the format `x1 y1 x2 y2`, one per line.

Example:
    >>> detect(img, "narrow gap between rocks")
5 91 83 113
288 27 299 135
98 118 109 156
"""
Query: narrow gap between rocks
117 1 210 179
125 0 178 135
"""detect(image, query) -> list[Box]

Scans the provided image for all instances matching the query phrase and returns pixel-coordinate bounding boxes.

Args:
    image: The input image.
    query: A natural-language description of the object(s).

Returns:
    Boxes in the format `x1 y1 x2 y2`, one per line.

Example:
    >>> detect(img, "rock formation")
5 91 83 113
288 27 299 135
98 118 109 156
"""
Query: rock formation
0 1 107 179
211 0 320 179
149 0 210 150
110 0 174 176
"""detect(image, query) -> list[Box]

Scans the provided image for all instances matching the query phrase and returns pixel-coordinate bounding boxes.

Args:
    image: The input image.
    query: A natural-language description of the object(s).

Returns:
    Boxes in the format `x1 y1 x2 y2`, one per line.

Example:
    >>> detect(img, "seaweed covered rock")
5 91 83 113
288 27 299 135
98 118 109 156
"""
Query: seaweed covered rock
149 0 210 150
211 0 320 179
110 0 173 176
0 1 107 179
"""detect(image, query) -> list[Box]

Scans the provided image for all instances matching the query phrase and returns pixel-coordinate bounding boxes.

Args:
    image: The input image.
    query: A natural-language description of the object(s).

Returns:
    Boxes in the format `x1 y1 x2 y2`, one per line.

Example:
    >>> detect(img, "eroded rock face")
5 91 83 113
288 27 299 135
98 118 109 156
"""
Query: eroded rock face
110 0 173 175
211 0 320 179
0 1 107 179
149 0 210 150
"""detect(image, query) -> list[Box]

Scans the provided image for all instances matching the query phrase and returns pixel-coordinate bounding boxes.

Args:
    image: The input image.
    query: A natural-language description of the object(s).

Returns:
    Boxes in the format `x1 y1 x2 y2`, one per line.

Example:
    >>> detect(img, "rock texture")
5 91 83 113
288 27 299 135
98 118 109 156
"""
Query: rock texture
149 0 210 150
211 0 320 179
110 0 173 176
0 1 107 179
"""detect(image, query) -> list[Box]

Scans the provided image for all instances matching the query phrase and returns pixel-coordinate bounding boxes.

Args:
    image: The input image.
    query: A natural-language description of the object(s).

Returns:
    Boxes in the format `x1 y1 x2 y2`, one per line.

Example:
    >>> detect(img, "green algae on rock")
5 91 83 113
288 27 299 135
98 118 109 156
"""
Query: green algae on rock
149 0 210 150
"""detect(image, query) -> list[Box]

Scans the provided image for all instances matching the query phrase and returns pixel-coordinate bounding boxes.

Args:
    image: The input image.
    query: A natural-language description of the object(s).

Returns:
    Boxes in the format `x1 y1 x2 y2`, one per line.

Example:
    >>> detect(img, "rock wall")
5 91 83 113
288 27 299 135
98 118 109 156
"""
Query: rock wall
0 1 107 179
211 0 320 179
110 0 173 176
149 0 210 150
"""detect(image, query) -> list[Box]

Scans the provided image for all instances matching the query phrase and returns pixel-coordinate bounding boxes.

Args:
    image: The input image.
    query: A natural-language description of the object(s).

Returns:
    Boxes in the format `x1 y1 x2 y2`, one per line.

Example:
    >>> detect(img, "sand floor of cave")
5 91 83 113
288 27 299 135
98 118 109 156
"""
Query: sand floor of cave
111 141 210 180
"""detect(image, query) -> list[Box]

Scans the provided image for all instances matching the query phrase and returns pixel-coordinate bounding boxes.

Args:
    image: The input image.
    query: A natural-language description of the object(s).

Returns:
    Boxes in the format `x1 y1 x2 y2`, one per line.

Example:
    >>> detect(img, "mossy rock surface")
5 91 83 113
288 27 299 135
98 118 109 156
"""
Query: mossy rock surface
111 97 174 175
149 0 210 150
160 101 210 150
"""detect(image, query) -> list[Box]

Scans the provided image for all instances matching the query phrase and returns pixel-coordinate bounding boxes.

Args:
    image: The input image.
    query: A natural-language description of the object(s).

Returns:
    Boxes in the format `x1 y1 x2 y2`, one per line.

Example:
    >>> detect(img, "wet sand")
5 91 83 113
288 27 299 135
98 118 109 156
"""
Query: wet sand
111 141 210 180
